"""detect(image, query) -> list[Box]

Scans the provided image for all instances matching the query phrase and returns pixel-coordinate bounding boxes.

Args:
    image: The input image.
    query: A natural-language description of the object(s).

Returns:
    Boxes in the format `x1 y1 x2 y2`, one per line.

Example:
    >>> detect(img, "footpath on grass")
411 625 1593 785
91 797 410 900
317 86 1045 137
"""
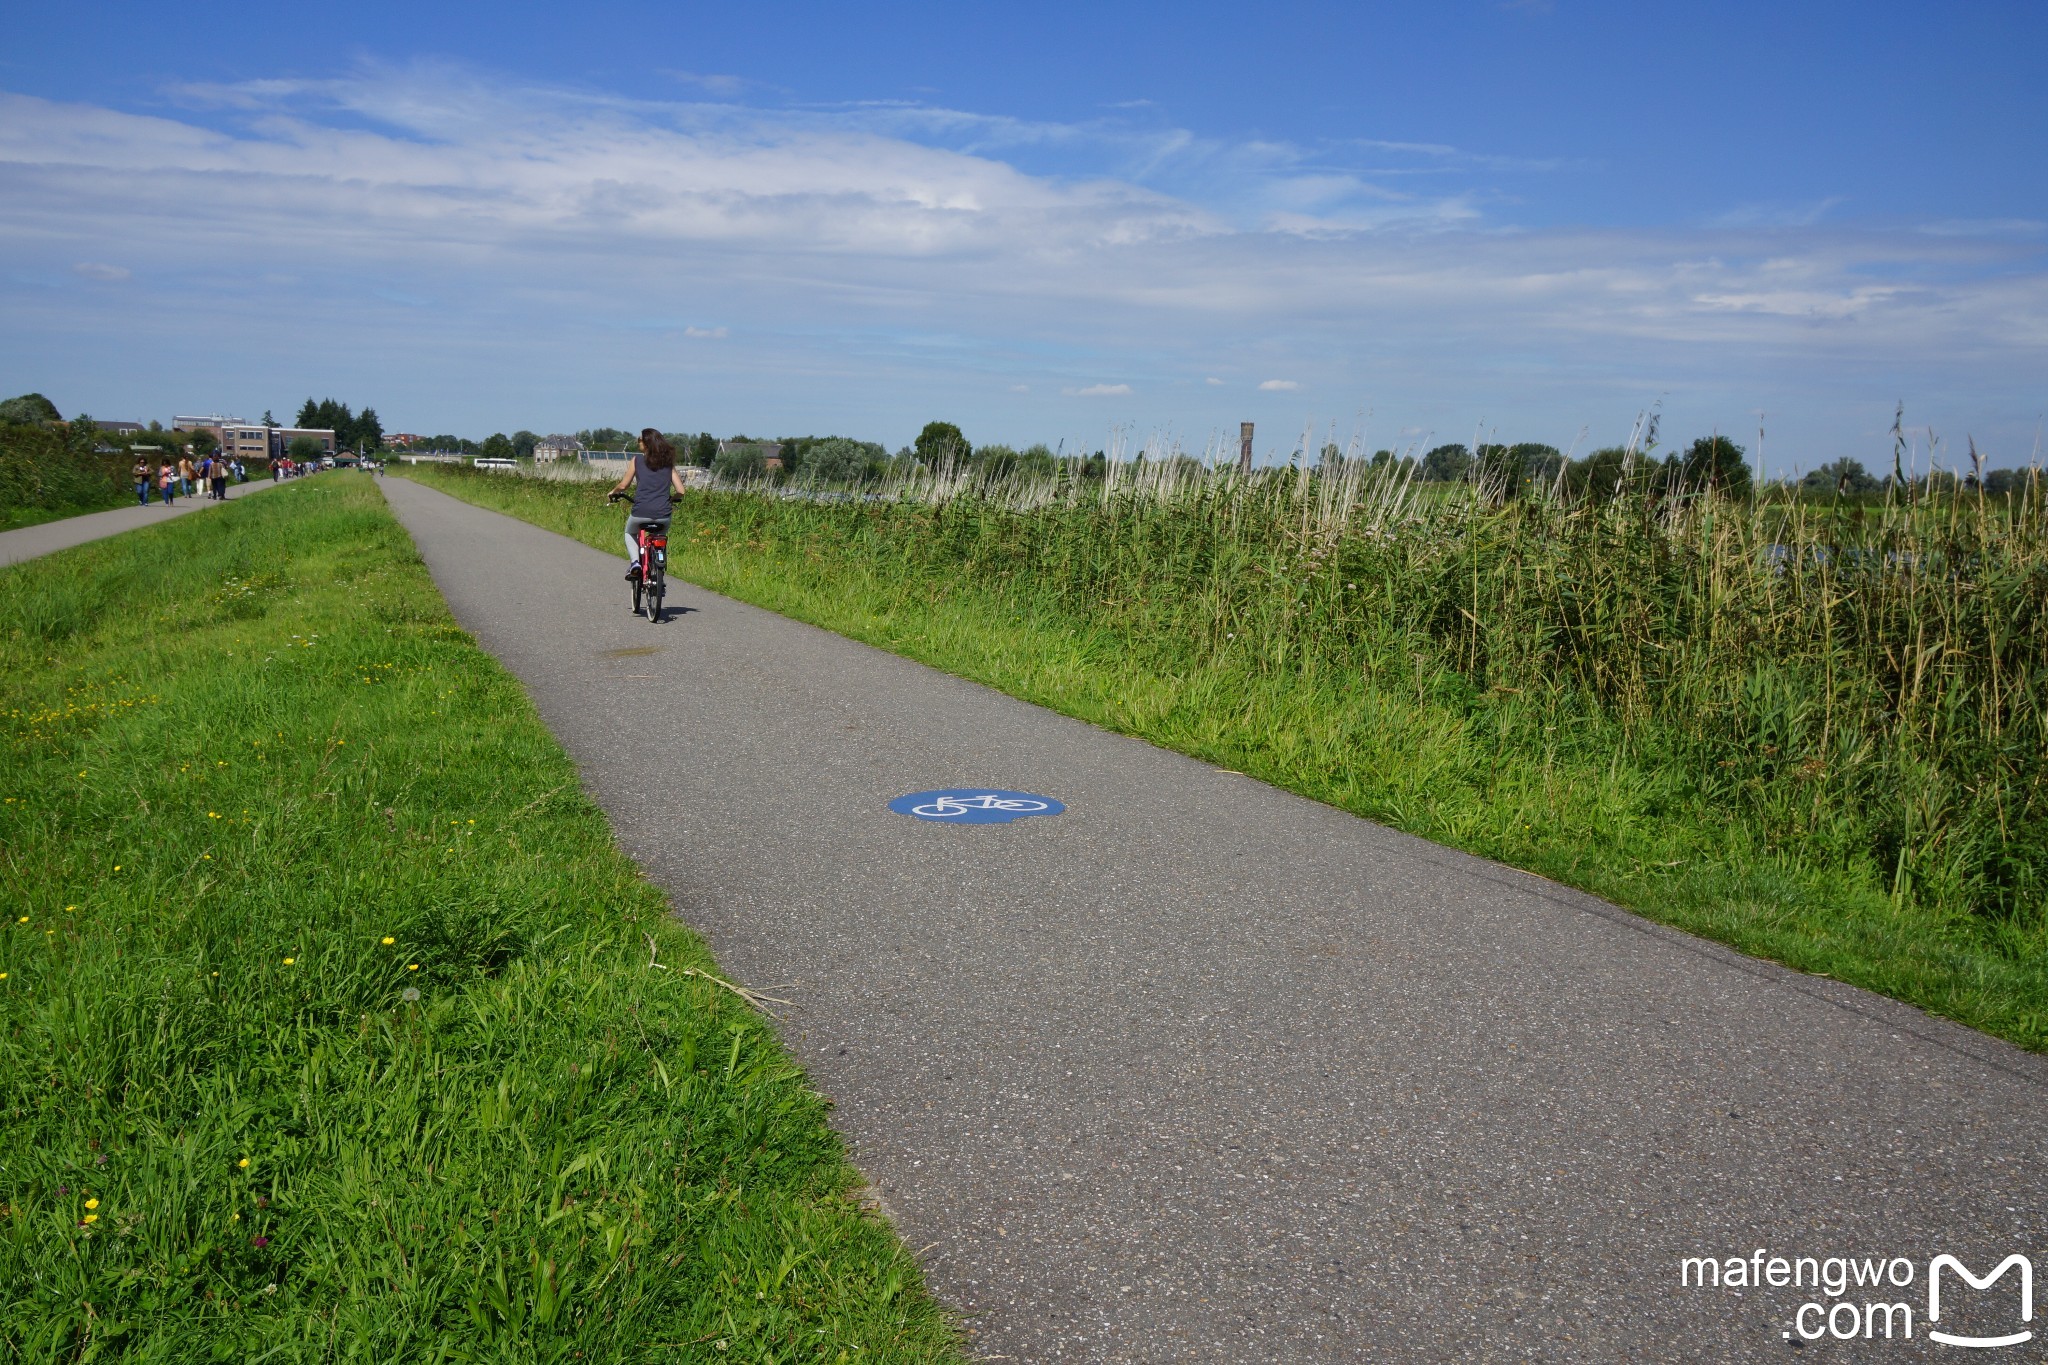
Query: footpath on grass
0 474 279 569
0 476 957 1362
383 474 2048 1362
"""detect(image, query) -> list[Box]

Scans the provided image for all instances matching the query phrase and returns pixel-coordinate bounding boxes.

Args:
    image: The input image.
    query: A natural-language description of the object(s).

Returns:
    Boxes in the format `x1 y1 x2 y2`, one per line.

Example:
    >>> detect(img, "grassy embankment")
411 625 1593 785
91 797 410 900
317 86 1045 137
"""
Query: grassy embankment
0 476 960 1362
0 426 135 530
400 462 2046 1052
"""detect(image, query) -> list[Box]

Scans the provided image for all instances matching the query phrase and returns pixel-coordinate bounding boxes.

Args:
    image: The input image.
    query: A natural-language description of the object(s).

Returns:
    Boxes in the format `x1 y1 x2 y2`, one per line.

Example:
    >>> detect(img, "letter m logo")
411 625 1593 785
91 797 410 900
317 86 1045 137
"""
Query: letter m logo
1929 1254 2034 1349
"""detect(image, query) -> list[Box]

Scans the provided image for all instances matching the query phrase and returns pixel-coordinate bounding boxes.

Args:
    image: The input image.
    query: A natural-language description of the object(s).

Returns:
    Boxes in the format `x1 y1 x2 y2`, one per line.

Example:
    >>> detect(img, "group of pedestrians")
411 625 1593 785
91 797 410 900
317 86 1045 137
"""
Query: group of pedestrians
132 452 247 507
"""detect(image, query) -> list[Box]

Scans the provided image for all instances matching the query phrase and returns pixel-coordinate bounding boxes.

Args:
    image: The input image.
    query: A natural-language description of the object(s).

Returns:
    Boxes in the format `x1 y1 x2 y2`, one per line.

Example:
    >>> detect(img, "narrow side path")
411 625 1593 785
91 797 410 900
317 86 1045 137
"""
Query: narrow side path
0 474 284 569
383 476 2047 1363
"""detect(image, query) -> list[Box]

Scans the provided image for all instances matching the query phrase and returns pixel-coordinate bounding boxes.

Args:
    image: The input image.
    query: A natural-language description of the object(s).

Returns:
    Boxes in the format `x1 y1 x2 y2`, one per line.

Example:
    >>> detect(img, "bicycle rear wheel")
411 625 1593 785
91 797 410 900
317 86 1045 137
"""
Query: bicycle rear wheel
646 581 663 623
631 576 643 616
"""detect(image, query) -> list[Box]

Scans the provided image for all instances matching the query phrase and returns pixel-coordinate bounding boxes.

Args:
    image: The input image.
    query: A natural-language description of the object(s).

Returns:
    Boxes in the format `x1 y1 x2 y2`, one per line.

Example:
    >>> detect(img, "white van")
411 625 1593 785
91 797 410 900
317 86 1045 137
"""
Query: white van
473 457 517 472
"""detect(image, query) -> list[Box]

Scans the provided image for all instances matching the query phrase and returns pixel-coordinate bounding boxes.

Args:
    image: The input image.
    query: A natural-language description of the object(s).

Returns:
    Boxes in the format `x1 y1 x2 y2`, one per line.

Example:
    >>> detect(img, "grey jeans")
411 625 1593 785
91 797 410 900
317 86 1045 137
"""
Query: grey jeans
624 515 666 564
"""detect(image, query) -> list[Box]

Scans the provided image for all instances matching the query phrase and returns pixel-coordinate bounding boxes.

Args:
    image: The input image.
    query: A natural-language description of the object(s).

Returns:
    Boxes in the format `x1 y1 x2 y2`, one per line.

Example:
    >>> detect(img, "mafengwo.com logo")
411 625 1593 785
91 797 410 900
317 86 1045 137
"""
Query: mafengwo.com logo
1680 1250 2033 1347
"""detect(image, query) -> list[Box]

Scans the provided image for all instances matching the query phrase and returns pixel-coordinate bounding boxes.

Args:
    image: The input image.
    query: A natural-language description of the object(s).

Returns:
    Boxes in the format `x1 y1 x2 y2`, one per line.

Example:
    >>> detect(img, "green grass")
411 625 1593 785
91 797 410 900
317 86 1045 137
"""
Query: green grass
0 476 961 1363
396 464 2048 1053
0 495 135 533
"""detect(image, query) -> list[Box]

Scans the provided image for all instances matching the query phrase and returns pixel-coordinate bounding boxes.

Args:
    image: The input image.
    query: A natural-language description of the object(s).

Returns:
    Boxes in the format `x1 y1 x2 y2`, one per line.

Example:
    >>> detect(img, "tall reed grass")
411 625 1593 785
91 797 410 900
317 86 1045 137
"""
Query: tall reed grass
815 448 2047 920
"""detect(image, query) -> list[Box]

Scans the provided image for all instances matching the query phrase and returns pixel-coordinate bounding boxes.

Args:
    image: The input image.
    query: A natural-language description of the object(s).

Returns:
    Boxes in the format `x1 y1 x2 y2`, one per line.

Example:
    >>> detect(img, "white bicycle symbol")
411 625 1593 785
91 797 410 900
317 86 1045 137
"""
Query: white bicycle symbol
911 793 1052 818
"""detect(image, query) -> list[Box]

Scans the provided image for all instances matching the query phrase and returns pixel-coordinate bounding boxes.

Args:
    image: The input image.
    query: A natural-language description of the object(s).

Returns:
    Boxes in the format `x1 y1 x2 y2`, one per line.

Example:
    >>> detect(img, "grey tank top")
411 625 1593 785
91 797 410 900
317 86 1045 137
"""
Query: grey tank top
631 455 673 519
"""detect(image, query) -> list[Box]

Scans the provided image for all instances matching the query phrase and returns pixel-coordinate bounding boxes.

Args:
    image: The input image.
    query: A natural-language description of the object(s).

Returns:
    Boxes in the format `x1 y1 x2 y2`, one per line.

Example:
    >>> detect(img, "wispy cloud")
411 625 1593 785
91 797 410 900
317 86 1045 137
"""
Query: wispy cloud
71 261 129 280
1710 197 1846 230
682 326 728 339
1259 379 1302 392
1069 383 1132 396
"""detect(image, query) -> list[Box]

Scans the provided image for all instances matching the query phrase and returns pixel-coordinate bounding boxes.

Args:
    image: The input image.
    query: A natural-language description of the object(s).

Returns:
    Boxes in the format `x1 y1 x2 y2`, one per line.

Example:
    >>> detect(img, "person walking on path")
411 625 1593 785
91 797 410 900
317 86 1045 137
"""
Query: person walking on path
209 457 229 502
179 455 197 499
607 428 688 580
157 461 177 507
131 456 151 506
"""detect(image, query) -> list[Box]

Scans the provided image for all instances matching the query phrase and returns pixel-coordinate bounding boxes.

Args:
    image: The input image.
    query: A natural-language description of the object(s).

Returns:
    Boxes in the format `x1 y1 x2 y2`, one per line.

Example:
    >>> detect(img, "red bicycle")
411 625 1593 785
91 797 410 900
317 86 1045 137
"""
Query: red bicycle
609 493 668 623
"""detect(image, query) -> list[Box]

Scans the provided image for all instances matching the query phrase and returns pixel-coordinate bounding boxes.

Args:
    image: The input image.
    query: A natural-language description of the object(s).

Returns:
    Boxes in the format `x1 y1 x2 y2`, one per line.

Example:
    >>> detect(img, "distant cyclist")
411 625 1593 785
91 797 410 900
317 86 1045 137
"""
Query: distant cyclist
608 429 687 581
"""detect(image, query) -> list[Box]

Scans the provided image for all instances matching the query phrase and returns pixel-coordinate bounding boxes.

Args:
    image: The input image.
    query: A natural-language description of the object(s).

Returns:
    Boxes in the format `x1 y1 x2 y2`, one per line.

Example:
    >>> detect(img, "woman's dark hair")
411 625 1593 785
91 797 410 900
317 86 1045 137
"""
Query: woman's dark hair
640 428 675 471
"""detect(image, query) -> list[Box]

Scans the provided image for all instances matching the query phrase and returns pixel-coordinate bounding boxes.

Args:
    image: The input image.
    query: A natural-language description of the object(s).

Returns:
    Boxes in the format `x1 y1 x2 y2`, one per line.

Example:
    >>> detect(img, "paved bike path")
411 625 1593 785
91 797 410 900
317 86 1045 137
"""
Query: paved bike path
381 477 2047 1362
0 476 283 569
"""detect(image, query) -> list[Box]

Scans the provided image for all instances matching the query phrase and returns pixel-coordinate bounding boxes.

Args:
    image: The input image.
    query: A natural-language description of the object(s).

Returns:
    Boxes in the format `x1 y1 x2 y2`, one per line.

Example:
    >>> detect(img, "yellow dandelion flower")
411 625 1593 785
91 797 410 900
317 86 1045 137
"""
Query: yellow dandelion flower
209 812 220 819
238 1158 249 1169
381 936 395 945
82 1213 97 1224
84 1198 98 1210
407 963 419 971
282 957 295 965
0 973 8 980
15 917 25 924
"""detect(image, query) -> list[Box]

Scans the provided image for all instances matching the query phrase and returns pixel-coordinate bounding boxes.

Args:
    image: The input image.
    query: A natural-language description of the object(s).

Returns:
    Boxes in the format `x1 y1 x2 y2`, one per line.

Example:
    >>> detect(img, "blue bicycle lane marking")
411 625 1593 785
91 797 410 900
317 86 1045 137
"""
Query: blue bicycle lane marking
889 788 1066 824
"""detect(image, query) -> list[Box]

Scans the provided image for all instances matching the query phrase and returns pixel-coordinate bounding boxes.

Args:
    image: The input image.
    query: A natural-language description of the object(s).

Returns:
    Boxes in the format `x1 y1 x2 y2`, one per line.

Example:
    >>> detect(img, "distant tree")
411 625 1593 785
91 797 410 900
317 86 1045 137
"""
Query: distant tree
1679 435 1753 497
262 410 276 428
187 427 220 458
481 433 514 460
578 427 633 451
0 392 62 425
511 430 539 459
803 436 880 484
1017 444 1058 477
712 442 766 481
295 397 382 450
914 421 970 466
64 412 100 458
1983 467 2035 497
1419 443 1472 482
1512 443 1566 486
691 433 718 467
1799 458 1880 496
1473 443 1519 492
1567 446 1636 499
286 435 323 462
975 443 1020 477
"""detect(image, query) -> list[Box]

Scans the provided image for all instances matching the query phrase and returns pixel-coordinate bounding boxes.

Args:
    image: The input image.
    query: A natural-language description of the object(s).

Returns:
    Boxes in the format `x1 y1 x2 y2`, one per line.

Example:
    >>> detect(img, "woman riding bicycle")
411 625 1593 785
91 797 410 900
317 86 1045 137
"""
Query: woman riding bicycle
608 429 688 580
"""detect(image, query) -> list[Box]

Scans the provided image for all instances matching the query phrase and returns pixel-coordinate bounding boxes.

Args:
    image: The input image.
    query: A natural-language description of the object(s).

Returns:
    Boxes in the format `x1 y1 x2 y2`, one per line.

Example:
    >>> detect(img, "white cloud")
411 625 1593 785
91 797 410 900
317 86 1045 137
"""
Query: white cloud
72 261 128 280
1068 383 1132 396
1009 383 1030 392
683 326 728 338
1204 377 1225 386
1259 379 1302 392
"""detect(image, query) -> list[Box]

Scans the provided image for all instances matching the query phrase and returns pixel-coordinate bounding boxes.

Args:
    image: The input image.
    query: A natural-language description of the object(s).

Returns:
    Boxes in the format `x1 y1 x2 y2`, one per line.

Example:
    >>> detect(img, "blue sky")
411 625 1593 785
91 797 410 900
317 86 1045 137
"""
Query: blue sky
3 1 2044 470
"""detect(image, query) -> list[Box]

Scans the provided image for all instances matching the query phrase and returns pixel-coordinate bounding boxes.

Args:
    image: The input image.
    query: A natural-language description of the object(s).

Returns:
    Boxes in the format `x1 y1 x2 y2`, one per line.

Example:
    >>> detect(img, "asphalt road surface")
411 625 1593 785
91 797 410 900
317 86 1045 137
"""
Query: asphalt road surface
0 474 281 569
382 476 2047 1363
